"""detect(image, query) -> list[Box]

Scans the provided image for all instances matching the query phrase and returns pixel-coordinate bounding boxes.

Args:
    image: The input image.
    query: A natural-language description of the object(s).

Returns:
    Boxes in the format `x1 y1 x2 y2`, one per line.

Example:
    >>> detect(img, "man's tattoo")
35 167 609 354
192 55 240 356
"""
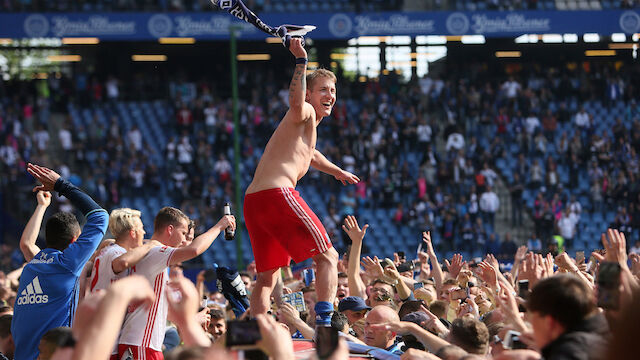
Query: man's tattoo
289 64 306 104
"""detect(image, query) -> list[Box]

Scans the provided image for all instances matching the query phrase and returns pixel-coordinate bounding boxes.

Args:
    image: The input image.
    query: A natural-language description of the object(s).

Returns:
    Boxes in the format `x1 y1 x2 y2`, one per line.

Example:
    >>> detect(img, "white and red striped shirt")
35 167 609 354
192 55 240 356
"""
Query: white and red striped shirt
118 245 176 354
90 244 129 292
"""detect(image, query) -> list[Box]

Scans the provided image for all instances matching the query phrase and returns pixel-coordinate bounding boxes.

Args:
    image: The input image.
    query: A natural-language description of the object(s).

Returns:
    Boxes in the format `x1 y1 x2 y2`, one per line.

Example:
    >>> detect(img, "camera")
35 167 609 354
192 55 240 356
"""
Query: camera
226 320 262 349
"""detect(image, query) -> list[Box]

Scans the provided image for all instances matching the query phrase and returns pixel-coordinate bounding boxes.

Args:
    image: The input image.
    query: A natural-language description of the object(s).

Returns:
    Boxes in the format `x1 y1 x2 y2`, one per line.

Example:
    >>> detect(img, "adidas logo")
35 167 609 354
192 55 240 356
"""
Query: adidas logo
17 276 48 305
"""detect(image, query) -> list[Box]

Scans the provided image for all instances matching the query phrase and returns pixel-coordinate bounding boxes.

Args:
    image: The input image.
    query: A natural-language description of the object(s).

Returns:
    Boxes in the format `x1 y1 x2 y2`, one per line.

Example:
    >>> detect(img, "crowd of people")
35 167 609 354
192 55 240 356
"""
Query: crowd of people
2 37 640 360
2 59 640 265
0 163 638 360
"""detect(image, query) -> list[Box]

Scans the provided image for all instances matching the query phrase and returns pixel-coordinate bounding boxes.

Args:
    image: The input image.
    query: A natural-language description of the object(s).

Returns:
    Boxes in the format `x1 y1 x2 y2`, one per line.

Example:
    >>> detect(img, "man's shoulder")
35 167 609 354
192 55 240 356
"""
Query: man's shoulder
284 103 315 122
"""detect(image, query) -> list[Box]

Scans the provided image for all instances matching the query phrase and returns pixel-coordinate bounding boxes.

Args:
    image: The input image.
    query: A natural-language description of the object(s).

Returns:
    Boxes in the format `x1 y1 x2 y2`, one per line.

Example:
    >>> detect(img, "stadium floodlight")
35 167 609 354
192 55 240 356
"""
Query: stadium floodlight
583 33 600 43
386 36 412 45
158 37 196 44
515 34 528 43
47 55 82 62
461 35 485 44
61 37 99 45
357 36 381 45
585 50 615 56
131 55 167 61
495 51 521 58
0 39 11 45
237 54 271 61
416 35 447 45
515 34 540 43
563 34 578 43
611 33 626 42
542 34 563 43
609 43 635 49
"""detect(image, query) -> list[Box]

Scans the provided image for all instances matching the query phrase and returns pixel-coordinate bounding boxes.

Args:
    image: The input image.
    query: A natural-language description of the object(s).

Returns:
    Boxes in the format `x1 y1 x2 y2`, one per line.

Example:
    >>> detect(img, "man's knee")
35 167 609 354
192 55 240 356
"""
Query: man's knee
314 247 338 267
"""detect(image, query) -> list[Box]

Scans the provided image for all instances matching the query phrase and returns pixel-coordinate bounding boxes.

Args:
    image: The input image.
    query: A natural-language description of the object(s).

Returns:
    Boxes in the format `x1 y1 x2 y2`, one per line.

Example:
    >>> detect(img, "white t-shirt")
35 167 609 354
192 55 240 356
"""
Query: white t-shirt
90 244 128 293
525 116 540 135
33 130 50 151
59 129 72 150
575 111 590 128
502 80 521 98
480 192 500 213
417 124 432 143
119 245 176 351
558 216 577 239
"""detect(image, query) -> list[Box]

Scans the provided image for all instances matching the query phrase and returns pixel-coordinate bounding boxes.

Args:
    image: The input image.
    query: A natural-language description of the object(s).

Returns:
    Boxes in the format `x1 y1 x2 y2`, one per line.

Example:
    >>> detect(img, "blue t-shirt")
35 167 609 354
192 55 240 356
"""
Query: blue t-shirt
12 209 108 360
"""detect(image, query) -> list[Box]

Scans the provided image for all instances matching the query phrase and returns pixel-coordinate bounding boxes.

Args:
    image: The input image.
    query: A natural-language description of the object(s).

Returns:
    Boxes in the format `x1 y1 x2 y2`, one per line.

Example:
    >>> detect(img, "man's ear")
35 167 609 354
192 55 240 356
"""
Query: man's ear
166 224 174 236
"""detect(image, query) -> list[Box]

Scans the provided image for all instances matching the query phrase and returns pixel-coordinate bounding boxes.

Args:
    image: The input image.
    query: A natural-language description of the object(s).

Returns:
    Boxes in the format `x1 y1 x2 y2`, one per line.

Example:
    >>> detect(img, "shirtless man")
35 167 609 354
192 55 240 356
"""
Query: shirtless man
244 38 359 327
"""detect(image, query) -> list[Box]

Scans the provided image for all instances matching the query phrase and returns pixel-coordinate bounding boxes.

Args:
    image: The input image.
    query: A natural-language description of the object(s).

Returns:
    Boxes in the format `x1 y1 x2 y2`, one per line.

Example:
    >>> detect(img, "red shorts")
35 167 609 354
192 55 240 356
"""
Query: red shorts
118 344 163 360
244 188 332 272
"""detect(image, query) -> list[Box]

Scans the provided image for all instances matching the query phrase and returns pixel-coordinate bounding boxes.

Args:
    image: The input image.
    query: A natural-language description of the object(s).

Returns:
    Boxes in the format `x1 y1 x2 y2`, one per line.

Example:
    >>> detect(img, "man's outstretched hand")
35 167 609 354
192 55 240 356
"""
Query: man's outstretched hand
335 170 360 185
27 163 60 192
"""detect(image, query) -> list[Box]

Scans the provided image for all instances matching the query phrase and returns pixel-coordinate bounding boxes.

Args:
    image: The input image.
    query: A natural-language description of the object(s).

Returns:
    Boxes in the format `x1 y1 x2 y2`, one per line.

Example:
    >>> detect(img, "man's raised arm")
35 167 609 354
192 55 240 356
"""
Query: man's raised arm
20 191 51 261
287 37 308 115
168 215 236 265
28 163 108 274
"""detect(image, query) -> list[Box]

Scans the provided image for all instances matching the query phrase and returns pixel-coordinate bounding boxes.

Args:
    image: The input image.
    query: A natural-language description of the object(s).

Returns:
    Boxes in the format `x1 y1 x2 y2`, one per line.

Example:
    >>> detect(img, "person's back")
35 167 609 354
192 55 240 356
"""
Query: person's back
12 164 108 360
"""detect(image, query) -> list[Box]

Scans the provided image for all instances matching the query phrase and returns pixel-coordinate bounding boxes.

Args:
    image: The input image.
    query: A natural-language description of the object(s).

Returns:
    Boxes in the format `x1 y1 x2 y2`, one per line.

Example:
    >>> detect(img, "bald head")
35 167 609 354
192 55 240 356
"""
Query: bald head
364 305 400 349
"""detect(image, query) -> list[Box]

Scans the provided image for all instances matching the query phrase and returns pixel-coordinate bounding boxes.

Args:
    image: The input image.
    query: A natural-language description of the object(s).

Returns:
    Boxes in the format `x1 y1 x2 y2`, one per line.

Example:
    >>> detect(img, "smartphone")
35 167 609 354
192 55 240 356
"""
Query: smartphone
379 259 393 268
503 330 527 350
281 291 306 313
597 262 621 310
451 287 469 301
316 326 339 359
414 282 424 290
517 280 529 299
576 251 585 265
397 251 406 260
226 320 262 349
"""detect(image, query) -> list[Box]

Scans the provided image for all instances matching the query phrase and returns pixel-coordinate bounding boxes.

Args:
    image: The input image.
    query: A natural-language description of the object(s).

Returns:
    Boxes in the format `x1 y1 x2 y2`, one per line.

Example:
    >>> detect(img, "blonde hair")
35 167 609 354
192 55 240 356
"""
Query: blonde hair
306 69 337 90
109 208 142 238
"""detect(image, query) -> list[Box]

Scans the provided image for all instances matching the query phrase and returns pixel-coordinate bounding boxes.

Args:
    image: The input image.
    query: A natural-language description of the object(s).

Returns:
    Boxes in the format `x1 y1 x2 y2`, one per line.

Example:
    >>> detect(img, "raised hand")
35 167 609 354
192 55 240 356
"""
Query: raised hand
288 36 307 58
485 253 500 271
361 256 385 280
514 245 528 263
335 169 360 185
419 305 449 335
555 252 578 273
445 253 465 279
630 253 640 277
27 163 60 192
277 302 301 325
215 215 236 232
477 261 498 290
457 297 479 319
342 215 369 244
422 231 435 256
36 191 51 207
600 228 628 269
